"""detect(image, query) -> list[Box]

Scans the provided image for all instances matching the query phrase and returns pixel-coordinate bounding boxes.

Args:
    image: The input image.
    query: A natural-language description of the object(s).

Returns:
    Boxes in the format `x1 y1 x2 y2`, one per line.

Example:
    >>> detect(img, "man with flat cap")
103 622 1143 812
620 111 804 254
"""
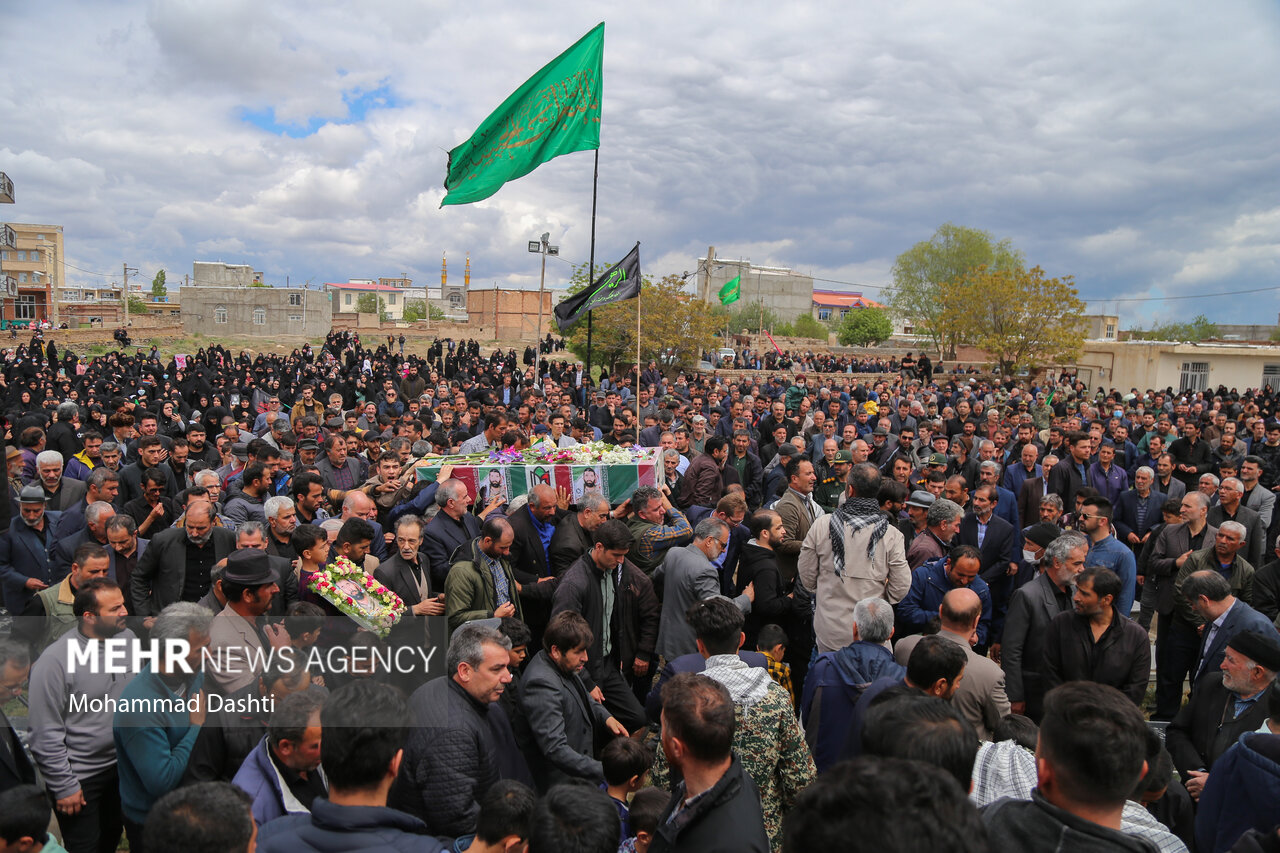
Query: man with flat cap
899 489 934 550
206 549 283 696
1166 628 1280 801
0 484 62 618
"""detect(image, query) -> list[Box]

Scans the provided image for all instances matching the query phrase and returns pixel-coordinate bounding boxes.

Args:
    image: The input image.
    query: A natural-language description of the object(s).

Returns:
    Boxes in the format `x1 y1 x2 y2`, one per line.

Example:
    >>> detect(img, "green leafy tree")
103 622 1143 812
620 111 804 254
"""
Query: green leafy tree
790 313 829 340
940 265 1085 374
1131 314 1220 342
127 295 150 315
151 269 167 299
403 298 428 322
561 262 719 374
714 299 781 335
886 223 1024 358
356 293 379 313
837 307 894 347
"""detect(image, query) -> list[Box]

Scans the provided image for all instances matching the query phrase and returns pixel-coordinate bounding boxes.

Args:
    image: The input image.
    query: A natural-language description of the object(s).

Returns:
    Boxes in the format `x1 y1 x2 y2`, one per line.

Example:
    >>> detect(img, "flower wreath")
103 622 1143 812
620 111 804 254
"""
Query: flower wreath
307 555 406 637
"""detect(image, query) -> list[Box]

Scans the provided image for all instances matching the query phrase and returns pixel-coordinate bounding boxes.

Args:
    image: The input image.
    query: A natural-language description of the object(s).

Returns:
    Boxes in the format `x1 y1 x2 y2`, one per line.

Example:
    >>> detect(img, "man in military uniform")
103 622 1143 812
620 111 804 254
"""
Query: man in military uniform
815 447 852 513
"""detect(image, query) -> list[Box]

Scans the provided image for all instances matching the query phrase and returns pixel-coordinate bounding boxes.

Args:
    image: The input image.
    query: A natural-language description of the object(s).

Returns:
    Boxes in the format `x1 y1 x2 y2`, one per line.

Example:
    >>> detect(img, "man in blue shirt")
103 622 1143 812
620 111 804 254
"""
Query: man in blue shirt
1078 496 1138 619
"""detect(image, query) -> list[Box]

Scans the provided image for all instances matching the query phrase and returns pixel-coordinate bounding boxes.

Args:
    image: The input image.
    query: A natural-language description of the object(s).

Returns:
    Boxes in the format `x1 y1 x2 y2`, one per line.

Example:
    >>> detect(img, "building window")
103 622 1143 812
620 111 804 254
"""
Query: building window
1262 365 1280 393
288 314 302 323
344 293 352 306
387 293 397 305
840 309 850 319
289 292 303 306
817 307 832 321
1105 323 1116 339
1179 361 1209 393
18 273 27 283
253 307 266 325
16 251 25 261
214 304 228 324
15 295 35 320
0 251 7 260
449 292 462 305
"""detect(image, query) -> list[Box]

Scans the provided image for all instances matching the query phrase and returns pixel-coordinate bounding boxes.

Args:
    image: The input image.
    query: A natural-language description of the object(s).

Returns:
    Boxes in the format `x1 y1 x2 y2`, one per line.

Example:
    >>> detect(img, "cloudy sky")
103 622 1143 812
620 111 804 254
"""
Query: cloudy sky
4 1 1278 327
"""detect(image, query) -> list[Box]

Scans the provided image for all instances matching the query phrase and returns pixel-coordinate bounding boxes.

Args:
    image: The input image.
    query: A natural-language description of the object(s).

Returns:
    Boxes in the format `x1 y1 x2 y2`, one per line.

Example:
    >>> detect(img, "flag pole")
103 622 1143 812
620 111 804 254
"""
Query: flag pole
635 280 642 431
585 150 599 383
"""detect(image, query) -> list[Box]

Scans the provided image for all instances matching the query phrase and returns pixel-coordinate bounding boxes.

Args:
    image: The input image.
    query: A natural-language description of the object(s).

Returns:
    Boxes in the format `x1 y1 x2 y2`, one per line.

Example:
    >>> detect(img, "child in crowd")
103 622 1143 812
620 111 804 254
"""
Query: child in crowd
757 623 795 706
618 787 669 853
601 737 655 844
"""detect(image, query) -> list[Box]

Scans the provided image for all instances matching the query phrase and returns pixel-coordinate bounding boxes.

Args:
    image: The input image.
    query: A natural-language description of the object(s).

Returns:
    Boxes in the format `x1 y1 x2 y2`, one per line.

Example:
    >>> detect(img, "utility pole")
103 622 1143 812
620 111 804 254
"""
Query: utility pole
122 263 139 327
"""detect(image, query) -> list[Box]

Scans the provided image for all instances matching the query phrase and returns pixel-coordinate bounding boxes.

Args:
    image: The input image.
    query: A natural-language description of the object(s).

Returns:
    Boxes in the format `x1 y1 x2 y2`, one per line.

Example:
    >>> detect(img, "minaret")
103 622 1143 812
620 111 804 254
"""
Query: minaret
465 254 471 288
441 253 447 289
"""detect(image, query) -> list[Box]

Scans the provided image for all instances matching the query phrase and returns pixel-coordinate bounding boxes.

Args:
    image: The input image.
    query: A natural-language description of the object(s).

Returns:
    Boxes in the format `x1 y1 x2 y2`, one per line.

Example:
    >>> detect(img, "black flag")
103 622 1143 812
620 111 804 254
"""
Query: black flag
554 242 641 332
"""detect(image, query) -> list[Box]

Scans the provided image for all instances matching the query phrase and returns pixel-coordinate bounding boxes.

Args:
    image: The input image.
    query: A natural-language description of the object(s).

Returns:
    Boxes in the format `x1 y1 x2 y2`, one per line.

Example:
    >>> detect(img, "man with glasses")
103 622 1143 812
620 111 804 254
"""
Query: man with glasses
653 518 755 666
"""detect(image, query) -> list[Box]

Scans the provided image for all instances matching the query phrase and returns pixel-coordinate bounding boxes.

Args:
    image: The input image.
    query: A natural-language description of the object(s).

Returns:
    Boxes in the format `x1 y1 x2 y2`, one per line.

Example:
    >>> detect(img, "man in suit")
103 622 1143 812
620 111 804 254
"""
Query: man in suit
0 485 62 618
51 501 115 582
1017 453 1058 528
678 437 729 511
976 461 1020 531
1240 455 1276 528
1046 431 1091 507
548 494 610 576
206 549 281 696
34 450 88 513
374 515 444 691
1184 569 1280 687
129 502 236 631
893 587 1010 741
1208 477 1267 570
1002 443 1042 509
1166 629 1280 802
772 456 820 585
956 485 1017 641
0 640 36 794
1149 491 1218 719
53 467 120 540
1113 465 1165 549
654 519 754 664
1000 527 1086 722
517 611 627 788
422 479 481 588
1154 453 1188 502
506 484 566 586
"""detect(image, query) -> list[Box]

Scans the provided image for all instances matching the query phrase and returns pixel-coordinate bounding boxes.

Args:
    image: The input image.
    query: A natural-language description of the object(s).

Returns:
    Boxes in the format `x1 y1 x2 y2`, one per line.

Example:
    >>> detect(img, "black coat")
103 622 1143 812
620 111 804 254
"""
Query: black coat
548 512 593 577
0 709 36 794
1047 458 1086 511
550 553 659 687
422 510 480 589
1167 672 1275 778
650 756 769 853
957 512 1018 585
735 542 802 650
1042 607 1151 706
130 525 237 617
389 677 531 838
507 504 565 582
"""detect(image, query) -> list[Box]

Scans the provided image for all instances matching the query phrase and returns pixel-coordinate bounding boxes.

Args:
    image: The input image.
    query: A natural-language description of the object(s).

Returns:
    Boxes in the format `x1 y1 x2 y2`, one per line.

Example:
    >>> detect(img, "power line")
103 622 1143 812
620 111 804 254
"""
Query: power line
60 260 117 277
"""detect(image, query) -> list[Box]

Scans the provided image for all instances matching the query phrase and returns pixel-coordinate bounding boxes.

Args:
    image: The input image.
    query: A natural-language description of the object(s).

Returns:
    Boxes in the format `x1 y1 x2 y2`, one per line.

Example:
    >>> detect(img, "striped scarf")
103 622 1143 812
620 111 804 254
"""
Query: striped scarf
829 496 889 579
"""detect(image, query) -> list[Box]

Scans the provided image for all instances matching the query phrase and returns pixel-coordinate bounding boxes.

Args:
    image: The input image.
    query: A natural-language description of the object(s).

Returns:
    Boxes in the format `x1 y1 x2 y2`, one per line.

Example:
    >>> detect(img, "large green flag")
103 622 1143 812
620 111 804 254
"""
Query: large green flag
441 24 604 206
718 275 741 305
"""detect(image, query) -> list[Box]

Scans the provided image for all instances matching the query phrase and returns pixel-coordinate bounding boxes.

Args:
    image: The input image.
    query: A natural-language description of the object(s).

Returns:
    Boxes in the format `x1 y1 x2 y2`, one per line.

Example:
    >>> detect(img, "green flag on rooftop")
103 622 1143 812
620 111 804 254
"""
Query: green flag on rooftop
718 275 741 305
441 23 604 206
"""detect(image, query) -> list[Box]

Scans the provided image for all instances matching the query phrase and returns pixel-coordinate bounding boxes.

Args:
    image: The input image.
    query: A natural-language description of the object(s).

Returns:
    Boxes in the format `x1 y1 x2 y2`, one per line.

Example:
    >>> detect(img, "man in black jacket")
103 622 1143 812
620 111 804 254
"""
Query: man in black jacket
548 494 610 576
129 502 236 629
389 623 531 837
423 479 481 588
1166 629 1280 802
1042 566 1150 707
651 672 769 853
550 520 657 734
374 515 445 691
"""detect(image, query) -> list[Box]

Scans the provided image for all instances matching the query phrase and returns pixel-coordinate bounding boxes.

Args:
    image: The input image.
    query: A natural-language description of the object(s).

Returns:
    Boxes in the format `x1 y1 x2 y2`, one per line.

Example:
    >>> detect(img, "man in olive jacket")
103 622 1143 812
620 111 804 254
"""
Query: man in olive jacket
445 518 523 634
550 519 659 733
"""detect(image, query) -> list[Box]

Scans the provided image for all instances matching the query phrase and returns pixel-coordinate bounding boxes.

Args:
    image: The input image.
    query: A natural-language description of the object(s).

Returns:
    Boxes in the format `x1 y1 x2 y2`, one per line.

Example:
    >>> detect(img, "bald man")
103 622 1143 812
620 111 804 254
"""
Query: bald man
892 587 1011 741
507 483 567 632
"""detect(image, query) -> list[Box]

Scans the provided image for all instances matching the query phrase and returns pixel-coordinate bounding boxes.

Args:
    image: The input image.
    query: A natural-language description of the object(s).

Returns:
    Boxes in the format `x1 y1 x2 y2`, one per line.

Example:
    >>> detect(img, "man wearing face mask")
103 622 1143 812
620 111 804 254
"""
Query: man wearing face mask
1000 528 1087 722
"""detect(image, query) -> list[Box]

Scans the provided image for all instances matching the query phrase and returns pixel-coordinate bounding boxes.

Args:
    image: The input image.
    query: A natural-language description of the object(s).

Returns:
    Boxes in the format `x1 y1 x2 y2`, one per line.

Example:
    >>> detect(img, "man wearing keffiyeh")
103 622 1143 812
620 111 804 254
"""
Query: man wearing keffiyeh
799 463 913 654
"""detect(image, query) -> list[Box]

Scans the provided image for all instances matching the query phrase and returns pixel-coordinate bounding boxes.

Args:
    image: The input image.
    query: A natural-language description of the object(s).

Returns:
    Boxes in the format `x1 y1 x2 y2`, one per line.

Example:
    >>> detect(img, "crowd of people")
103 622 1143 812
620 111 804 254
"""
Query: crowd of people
2 328 1280 852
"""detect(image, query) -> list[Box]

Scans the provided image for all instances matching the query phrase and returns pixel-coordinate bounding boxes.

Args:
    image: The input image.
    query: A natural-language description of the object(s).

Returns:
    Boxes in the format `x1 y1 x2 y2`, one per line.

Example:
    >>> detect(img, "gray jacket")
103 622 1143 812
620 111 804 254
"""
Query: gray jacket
653 543 751 661
517 649 612 787
27 628 136 798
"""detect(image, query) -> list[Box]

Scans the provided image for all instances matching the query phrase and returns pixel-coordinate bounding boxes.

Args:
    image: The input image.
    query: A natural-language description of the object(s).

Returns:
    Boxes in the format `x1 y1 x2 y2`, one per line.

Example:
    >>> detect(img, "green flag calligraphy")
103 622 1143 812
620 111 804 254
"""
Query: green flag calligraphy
554 243 641 331
718 275 741 305
441 23 604 206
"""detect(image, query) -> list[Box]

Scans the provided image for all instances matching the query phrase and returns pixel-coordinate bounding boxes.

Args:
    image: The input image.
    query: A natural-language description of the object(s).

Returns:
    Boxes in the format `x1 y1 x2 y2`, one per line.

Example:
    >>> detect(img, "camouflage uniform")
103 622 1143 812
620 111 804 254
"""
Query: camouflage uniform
813 459 842 513
650 654 816 852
